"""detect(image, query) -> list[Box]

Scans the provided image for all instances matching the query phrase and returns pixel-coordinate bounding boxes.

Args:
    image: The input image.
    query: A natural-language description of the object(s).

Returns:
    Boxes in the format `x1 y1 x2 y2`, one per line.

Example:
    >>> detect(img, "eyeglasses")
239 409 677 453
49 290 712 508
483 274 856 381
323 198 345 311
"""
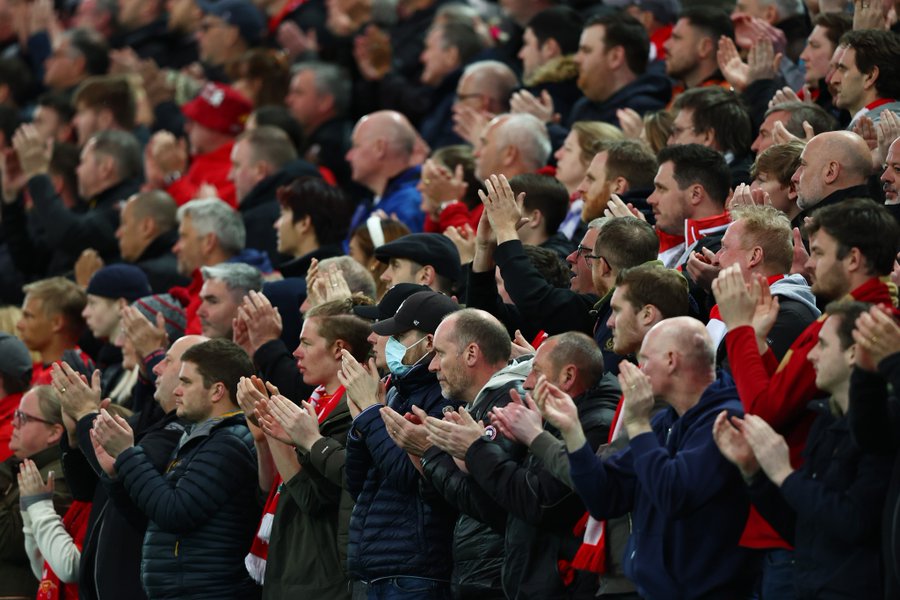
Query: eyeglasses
13 410 55 428
669 125 698 139
575 245 605 266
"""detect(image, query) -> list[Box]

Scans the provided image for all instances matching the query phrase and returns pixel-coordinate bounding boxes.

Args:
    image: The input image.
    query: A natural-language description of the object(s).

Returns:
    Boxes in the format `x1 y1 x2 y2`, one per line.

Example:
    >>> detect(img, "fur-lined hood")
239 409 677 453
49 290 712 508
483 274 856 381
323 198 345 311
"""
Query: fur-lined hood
524 54 579 87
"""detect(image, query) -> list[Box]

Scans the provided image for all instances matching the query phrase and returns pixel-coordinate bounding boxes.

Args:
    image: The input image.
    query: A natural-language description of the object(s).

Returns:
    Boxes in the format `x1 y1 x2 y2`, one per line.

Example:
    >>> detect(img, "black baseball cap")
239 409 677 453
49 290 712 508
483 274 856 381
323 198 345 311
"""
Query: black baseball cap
371 291 460 336
352 283 430 322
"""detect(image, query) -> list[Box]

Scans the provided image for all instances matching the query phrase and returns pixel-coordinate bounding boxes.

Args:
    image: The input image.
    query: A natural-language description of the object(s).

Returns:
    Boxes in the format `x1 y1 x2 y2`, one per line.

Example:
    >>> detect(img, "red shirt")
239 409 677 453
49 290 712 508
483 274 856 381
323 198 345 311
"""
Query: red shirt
167 142 237 208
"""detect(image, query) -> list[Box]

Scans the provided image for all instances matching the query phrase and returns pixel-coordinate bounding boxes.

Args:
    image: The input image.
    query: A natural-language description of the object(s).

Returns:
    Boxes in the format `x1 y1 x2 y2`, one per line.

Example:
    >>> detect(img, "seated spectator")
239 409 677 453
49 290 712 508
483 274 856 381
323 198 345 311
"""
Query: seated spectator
374 233 461 294
198 263 263 340
346 111 426 234
0 385 70 599
227 48 291 108
115 191 191 293
150 82 254 207
111 0 197 69
797 13 852 123
82 264 153 403
92 339 260 600
0 333 32 462
71 76 136 146
230 125 320 265
541 317 757 598
451 60 519 146
715 300 891 599
419 144 484 235
7 128 142 276
669 87 753 184
17 277 90 385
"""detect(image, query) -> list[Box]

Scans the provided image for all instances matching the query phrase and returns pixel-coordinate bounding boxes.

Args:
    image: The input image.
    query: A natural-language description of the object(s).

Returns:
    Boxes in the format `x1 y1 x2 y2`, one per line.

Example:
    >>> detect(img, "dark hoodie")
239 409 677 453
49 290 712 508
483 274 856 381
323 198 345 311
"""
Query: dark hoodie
567 372 757 600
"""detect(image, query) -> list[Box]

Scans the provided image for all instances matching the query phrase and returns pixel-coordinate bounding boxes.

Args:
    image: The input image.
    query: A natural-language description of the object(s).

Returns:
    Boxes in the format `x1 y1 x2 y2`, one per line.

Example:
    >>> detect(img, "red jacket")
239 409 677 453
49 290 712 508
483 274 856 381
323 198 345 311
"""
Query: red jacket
726 276 895 548
167 142 237 208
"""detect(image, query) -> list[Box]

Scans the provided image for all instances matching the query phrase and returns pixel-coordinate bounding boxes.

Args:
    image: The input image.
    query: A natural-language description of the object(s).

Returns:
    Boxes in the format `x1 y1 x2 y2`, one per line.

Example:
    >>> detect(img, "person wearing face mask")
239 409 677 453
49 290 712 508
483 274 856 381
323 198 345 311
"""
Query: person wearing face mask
343 290 463 600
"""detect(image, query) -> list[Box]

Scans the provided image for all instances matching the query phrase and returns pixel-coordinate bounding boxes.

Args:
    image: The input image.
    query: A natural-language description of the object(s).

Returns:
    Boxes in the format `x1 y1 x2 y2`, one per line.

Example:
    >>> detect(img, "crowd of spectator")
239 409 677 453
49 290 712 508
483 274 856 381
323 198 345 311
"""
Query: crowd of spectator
0 0 900 598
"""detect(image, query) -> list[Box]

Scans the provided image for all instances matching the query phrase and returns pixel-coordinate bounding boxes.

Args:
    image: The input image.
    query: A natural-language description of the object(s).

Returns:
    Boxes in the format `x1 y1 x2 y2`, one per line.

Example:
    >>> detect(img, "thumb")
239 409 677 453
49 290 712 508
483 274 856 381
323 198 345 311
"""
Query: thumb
99 398 111 411
453 163 464 183
91 368 101 390
792 226 803 246
802 120 814 139
46 471 54 490
540 89 552 106
701 246 717 261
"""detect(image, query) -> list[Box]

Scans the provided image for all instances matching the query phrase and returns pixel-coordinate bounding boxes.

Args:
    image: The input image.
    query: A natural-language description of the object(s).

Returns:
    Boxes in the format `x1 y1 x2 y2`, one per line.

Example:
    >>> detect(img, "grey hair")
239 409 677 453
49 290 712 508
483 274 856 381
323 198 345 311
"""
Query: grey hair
177 198 246 254
200 262 263 295
761 0 805 19
317 256 377 299
587 217 609 231
493 113 551 171
292 61 351 117
90 129 142 182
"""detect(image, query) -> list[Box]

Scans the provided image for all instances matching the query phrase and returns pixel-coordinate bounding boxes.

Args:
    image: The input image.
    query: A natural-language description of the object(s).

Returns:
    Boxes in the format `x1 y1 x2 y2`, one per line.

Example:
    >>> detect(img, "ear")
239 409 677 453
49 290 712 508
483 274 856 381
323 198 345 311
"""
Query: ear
209 381 226 404
417 264 436 286
689 184 705 206
787 182 798 201
463 342 478 367
540 37 562 60
559 364 577 390
200 231 218 255
115 297 128 313
98 153 117 180
606 45 626 70
763 4 778 23
611 176 628 194
700 127 717 148
697 36 714 60
863 65 879 90
446 45 461 69
640 304 660 329
844 246 863 274
747 245 764 269
47 423 64 445
824 159 840 184
0 83 9 106
295 214 313 235
502 144 518 167
50 312 66 334
374 138 388 159
139 215 157 238
333 339 348 359
526 208 542 229
423 333 435 353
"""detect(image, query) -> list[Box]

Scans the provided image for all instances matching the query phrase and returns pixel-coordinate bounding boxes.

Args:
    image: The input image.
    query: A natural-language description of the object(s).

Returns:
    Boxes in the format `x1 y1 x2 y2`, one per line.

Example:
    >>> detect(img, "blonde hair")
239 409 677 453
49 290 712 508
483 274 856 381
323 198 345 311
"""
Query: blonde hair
730 205 793 274
571 121 624 166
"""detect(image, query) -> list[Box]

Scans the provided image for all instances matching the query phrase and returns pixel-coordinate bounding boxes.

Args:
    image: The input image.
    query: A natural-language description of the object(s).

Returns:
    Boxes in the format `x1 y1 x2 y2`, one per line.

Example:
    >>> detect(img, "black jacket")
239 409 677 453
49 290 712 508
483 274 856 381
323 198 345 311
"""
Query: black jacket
239 158 321 267
847 355 900 599
132 228 190 294
345 362 461 582
115 413 261 600
16 174 140 276
750 400 891 599
421 365 527 597
465 374 621 599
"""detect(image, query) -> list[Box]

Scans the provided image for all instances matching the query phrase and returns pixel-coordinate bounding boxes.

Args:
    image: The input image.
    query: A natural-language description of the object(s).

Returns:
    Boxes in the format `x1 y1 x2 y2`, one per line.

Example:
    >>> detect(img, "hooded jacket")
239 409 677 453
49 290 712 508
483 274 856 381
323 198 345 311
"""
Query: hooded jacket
567 373 757 600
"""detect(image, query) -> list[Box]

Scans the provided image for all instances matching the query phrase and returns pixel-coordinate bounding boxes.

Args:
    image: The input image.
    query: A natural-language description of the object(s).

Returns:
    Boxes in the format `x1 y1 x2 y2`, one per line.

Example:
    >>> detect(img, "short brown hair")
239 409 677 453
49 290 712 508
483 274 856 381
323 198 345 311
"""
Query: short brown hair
729 205 793 274
22 277 86 339
180 339 255 406
448 309 510 366
73 75 136 130
305 299 373 363
595 217 659 271
750 141 803 187
572 121 624 165
545 331 604 390
603 139 657 190
615 265 690 319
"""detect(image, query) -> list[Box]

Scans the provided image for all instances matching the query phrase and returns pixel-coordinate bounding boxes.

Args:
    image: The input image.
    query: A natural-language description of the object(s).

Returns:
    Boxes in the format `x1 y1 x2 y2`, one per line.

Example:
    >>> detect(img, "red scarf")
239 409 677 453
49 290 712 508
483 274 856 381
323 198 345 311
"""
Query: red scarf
36 500 91 600
245 385 345 583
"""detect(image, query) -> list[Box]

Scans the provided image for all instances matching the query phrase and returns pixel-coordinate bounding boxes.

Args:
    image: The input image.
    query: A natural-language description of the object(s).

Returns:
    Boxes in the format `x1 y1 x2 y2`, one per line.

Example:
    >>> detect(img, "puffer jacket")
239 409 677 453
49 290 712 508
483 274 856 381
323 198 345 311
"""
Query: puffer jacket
421 360 529 597
466 373 621 599
115 412 260 600
346 361 462 583
262 400 353 599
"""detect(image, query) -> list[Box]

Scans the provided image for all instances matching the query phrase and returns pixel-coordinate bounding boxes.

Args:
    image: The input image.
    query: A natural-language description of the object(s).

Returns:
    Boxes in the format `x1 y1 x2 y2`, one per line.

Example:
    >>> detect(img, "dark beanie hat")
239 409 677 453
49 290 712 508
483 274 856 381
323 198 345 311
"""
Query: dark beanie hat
86 264 152 302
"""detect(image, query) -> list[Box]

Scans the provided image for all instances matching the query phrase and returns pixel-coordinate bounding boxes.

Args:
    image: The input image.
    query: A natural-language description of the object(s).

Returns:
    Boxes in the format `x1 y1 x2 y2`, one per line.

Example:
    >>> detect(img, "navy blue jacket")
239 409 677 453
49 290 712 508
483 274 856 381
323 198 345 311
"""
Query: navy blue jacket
115 412 261 600
567 374 756 600
345 361 461 582
751 400 891 599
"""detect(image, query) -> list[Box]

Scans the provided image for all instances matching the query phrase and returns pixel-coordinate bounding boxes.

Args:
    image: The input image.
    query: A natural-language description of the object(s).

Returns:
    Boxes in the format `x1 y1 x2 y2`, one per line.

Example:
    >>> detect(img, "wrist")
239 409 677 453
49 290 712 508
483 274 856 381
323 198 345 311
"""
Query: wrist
624 417 652 438
562 425 586 452
495 227 518 244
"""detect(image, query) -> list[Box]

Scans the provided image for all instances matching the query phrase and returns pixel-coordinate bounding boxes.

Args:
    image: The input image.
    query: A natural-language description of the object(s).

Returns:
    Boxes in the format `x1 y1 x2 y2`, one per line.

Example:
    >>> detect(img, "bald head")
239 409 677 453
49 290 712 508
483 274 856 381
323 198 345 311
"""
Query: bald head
792 130 873 209
358 110 417 158
643 316 715 378
458 60 519 113
348 110 419 192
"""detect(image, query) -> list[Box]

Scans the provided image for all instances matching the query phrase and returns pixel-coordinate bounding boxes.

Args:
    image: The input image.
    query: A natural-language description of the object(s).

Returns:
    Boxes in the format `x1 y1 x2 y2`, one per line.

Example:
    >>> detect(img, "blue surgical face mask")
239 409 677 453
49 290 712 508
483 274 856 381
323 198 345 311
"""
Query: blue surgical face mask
385 334 427 376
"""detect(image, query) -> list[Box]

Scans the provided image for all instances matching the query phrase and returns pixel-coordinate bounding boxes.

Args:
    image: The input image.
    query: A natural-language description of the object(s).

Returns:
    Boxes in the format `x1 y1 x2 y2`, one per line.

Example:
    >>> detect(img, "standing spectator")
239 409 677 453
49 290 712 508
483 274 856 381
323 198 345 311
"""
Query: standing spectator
0 333 32 462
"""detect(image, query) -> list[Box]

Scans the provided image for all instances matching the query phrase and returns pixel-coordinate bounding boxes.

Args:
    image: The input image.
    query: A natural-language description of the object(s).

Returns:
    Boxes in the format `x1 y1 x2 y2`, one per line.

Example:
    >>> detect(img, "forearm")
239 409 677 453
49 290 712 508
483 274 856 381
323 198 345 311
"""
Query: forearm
25 500 81 582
